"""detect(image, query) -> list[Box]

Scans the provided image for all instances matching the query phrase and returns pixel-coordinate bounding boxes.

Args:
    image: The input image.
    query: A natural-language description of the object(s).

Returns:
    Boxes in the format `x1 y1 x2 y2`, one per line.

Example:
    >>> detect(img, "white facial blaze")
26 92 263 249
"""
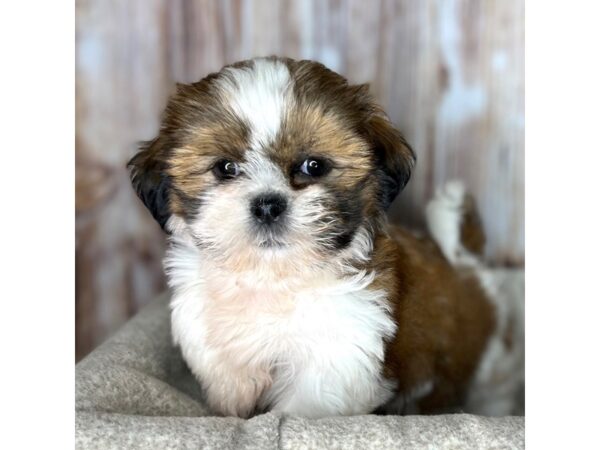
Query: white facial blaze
242 150 288 193
217 58 292 150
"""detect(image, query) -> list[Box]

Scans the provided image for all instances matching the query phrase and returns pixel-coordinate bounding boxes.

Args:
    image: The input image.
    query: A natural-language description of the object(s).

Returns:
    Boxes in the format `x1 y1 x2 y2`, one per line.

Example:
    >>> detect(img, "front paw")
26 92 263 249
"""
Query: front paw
203 369 272 418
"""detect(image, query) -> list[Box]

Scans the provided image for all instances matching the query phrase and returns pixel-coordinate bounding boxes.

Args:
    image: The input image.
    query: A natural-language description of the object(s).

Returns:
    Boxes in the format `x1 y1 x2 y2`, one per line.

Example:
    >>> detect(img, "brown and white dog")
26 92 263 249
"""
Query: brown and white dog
128 57 523 418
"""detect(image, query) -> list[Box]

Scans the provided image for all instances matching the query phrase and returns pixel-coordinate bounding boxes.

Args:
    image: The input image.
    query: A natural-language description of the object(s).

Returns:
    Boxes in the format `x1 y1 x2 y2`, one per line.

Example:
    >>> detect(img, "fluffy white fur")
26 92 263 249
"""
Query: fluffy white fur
425 181 524 416
166 231 397 418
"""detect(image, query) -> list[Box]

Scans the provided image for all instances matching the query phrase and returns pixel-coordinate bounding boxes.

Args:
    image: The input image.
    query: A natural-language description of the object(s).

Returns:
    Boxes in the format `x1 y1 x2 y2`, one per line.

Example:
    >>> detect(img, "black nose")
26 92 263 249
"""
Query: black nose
250 193 287 225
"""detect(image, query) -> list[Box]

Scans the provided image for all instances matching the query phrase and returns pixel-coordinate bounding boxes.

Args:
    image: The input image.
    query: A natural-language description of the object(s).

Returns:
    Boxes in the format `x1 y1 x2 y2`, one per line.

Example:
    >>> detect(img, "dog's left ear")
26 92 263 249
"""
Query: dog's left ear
365 114 416 209
127 137 172 231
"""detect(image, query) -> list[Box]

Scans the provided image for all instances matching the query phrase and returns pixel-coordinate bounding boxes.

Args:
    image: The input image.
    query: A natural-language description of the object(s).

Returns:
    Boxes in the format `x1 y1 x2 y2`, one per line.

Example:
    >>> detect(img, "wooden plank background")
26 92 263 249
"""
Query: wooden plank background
76 0 524 360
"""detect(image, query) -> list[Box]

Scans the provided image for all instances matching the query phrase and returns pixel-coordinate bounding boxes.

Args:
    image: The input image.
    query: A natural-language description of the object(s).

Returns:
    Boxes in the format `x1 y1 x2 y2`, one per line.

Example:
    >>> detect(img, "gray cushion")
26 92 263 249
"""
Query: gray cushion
76 286 524 449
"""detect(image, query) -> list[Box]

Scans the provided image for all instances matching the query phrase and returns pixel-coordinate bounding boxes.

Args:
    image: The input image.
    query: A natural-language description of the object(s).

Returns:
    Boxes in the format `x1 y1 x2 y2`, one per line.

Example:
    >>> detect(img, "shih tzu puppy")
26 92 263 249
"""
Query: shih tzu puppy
128 57 523 419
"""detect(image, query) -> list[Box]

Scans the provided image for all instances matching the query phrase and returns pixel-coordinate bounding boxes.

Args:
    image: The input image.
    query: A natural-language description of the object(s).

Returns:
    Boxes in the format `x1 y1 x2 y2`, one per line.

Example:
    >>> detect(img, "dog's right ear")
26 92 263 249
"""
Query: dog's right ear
364 113 416 210
127 137 172 231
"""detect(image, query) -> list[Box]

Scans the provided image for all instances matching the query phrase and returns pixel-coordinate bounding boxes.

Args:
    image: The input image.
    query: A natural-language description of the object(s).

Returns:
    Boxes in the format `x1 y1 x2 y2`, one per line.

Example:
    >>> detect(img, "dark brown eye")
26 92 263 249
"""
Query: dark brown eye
299 158 330 177
212 159 240 179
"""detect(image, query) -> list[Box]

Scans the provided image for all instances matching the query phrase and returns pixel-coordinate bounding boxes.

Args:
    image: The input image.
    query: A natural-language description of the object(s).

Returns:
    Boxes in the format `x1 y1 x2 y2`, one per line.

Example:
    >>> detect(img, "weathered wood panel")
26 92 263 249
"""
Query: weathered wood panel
76 0 524 360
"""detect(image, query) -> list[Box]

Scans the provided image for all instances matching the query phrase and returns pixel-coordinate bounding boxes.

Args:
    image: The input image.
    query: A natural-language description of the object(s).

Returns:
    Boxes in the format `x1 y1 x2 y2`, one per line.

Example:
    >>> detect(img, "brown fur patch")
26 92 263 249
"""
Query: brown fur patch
273 108 373 187
129 70 254 222
460 193 486 256
369 226 495 413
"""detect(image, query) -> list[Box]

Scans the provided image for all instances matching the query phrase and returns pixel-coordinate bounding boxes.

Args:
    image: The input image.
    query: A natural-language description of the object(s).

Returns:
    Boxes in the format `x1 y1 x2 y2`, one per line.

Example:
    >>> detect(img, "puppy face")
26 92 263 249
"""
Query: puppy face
129 58 414 269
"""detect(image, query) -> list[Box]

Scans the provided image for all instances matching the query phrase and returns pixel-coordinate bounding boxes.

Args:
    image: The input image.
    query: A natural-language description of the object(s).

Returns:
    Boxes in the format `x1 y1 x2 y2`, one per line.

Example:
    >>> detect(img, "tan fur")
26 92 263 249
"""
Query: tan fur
274 109 374 186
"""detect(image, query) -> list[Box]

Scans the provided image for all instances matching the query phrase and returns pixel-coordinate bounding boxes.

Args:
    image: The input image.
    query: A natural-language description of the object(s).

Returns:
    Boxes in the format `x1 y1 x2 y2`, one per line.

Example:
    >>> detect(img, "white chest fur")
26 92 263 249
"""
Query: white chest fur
165 237 397 418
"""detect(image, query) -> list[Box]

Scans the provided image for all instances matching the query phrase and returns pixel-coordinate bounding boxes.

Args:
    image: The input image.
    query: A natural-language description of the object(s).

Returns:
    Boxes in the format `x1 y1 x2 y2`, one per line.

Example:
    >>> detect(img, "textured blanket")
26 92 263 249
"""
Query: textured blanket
76 271 524 449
